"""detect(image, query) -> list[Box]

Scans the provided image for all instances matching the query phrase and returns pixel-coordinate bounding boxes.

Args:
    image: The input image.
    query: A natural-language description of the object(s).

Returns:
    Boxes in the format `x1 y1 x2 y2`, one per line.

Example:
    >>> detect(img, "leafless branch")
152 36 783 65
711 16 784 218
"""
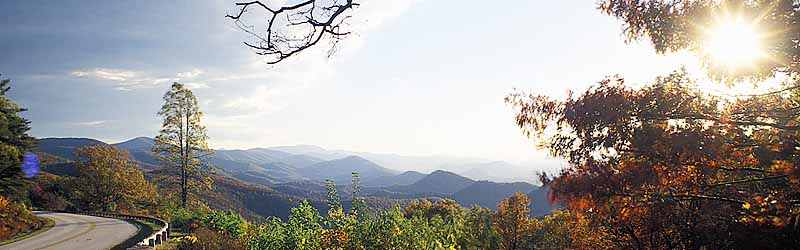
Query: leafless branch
226 0 360 64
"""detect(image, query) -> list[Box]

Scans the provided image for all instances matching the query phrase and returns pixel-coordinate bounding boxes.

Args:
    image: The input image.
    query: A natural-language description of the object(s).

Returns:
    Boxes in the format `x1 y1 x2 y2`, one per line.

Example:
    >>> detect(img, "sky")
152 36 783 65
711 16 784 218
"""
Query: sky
0 0 706 168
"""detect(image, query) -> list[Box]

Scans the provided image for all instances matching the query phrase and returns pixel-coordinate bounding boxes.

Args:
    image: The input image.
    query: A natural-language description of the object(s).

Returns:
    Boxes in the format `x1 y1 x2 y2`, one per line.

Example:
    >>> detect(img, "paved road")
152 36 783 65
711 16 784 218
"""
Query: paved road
0 211 139 250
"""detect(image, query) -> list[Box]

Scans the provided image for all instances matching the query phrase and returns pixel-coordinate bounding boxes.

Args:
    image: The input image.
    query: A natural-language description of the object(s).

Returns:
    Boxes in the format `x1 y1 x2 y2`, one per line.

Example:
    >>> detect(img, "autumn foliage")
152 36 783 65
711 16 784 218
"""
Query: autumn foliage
507 69 800 248
73 145 158 213
0 195 46 241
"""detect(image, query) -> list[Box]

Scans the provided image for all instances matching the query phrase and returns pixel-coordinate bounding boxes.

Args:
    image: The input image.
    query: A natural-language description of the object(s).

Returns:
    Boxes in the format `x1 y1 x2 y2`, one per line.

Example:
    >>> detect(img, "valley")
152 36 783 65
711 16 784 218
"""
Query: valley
34 137 556 220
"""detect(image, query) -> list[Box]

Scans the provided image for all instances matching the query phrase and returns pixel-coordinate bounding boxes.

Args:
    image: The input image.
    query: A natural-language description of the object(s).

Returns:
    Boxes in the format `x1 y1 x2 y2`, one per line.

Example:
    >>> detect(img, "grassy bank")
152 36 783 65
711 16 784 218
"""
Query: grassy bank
0 216 55 246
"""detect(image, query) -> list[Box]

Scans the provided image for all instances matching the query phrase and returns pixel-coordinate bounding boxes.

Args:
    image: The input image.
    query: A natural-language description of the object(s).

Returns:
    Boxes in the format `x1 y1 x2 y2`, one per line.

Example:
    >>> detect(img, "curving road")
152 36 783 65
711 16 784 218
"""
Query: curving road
0 211 139 250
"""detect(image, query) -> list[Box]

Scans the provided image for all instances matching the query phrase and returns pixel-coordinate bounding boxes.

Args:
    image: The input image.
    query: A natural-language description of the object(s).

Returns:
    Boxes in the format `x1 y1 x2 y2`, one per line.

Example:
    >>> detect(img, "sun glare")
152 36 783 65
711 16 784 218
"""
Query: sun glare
704 16 764 69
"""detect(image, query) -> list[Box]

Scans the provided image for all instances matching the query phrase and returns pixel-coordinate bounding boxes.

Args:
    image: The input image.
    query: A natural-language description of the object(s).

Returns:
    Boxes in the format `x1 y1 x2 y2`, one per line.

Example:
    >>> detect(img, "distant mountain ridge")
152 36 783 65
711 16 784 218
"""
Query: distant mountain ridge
363 171 426 187
113 137 155 151
452 181 537 208
35 136 557 216
298 155 398 184
266 145 544 184
391 170 475 195
37 138 107 159
112 137 545 184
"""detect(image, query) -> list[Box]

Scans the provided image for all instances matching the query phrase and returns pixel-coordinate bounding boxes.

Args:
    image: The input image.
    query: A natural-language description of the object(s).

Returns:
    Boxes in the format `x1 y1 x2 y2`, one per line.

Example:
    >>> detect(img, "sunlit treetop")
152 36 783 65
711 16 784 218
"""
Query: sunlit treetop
600 0 800 83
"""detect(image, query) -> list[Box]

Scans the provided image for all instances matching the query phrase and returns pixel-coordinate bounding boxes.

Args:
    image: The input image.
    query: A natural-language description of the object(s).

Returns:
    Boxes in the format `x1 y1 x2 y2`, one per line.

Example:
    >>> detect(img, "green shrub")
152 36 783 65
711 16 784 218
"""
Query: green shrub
202 210 248 239
161 205 208 231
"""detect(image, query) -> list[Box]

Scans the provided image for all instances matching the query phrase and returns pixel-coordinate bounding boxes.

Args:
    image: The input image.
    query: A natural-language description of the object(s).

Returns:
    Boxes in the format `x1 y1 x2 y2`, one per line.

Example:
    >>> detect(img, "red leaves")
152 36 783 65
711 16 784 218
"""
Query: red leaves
511 70 800 247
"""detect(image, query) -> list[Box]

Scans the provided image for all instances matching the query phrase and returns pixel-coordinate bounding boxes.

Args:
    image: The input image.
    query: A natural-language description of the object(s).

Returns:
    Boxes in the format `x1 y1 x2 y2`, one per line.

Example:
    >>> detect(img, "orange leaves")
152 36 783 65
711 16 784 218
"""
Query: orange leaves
739 194 790 227
0 195 8 211
511 69 800 247
321 228 349 248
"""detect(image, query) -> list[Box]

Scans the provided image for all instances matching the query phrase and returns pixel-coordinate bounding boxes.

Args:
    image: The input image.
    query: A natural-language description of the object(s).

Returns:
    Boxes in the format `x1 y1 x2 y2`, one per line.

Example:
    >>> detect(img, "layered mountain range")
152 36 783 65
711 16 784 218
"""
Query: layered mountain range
34 137 557 217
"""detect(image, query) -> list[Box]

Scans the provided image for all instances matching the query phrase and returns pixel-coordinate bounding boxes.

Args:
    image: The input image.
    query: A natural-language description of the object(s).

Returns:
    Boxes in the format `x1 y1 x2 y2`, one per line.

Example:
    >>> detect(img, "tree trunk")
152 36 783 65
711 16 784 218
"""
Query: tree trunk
181 166 187 207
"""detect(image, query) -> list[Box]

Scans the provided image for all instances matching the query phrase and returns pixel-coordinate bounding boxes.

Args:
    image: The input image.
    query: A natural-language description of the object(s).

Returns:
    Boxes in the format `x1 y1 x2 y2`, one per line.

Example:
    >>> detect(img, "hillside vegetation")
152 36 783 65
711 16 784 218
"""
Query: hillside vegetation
34 137 553 219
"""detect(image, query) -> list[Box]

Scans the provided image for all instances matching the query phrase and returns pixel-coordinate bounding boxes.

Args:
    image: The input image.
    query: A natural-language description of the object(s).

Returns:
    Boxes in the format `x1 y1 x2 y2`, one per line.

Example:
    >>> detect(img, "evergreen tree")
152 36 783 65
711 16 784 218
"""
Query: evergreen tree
349 172 366 216
152 82 213 207
0 75 35 195
325 179 342 212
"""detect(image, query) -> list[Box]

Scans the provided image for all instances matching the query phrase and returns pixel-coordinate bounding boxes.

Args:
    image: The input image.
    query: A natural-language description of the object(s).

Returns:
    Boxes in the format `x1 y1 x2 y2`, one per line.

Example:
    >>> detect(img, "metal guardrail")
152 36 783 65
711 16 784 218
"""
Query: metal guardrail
67 211 169 247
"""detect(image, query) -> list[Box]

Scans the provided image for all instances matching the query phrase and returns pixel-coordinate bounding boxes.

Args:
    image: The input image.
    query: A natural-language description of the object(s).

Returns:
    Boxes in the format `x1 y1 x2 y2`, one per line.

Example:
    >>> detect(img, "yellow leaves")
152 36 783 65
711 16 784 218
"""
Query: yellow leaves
771 217 783 226
74 145 158 212
393 224 401 235
176 235 199 244
742 202 751 210
0 195 8 210
321 228 349 248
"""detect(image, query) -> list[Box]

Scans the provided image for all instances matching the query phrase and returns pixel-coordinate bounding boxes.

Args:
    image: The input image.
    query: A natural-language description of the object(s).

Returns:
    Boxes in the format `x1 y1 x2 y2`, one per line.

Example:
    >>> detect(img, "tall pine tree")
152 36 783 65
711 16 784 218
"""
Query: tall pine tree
0 75 35 196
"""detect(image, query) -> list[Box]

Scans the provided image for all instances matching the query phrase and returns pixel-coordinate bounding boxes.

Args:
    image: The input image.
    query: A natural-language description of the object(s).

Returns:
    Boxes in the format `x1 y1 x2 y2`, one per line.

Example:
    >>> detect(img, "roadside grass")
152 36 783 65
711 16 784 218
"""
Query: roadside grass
154 239 178 250
0 216 55 246
153 230 188 250
111 219 159 250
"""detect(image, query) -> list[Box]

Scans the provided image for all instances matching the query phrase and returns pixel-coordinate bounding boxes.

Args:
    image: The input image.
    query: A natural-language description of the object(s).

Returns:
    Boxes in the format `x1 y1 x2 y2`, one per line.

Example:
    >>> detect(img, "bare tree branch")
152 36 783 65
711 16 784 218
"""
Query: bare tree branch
226 0 360 64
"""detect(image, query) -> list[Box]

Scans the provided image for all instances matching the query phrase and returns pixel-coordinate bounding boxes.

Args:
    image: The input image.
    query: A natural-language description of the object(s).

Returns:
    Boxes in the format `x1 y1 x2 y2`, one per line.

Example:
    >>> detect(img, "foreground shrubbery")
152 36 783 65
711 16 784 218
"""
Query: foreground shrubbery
0 195 46 241
173 183 607 250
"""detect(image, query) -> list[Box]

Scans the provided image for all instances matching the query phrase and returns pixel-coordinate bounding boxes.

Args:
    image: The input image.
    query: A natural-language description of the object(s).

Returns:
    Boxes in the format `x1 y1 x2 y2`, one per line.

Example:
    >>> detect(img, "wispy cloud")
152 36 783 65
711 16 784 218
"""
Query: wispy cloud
70 67 216 91
183 82 211 89
71 67 178 91
177 68 204 78
70 120 108 126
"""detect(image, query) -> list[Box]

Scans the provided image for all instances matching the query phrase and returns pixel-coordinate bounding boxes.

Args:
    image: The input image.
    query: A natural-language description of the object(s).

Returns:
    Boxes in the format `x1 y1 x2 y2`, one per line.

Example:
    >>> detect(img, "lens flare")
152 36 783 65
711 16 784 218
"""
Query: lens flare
22 152 39 178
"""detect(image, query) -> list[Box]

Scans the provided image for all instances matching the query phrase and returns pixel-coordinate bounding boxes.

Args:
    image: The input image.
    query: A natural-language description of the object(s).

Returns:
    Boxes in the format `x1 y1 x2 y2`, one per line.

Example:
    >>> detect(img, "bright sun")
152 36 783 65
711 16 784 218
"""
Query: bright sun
704 17 764 69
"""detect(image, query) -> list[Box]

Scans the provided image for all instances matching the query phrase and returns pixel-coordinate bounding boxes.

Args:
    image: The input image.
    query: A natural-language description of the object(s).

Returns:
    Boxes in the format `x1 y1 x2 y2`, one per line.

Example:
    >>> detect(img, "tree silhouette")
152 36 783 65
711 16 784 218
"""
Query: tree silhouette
226 0 360 64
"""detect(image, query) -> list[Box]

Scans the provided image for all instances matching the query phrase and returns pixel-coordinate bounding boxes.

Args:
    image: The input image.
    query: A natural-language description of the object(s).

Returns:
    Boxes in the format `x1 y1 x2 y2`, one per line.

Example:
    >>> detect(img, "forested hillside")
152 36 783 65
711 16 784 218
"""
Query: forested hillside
31 137 554 221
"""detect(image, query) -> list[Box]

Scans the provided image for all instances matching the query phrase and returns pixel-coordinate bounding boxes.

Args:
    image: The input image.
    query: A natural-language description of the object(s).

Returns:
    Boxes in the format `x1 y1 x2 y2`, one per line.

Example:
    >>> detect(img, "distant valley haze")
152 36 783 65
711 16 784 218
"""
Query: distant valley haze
34 136 557 217
44 136 553 185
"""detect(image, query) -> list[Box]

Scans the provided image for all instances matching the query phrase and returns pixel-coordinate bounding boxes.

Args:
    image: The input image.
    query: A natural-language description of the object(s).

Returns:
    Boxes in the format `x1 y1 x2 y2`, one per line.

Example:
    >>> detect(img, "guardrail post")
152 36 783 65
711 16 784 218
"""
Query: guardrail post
73 211 169 247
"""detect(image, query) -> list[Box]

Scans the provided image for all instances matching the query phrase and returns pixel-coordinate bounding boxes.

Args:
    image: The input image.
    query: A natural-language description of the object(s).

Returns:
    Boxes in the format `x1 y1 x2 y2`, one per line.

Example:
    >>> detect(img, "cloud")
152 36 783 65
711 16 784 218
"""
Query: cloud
183 82 210 89
198 0 422 146
222 85 288 114
70 67 215 91
62 1 424 150
71 67 179 90
357 0 423 30
71 68 137 81
70 120 108 126
177 68 204 78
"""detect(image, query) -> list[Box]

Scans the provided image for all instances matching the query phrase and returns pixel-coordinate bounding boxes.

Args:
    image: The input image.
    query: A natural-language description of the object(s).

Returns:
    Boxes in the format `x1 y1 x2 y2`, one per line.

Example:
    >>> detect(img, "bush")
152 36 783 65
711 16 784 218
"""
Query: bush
161 205 208 231
202 210 248 239
0 195 45 241
181 226 247 250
